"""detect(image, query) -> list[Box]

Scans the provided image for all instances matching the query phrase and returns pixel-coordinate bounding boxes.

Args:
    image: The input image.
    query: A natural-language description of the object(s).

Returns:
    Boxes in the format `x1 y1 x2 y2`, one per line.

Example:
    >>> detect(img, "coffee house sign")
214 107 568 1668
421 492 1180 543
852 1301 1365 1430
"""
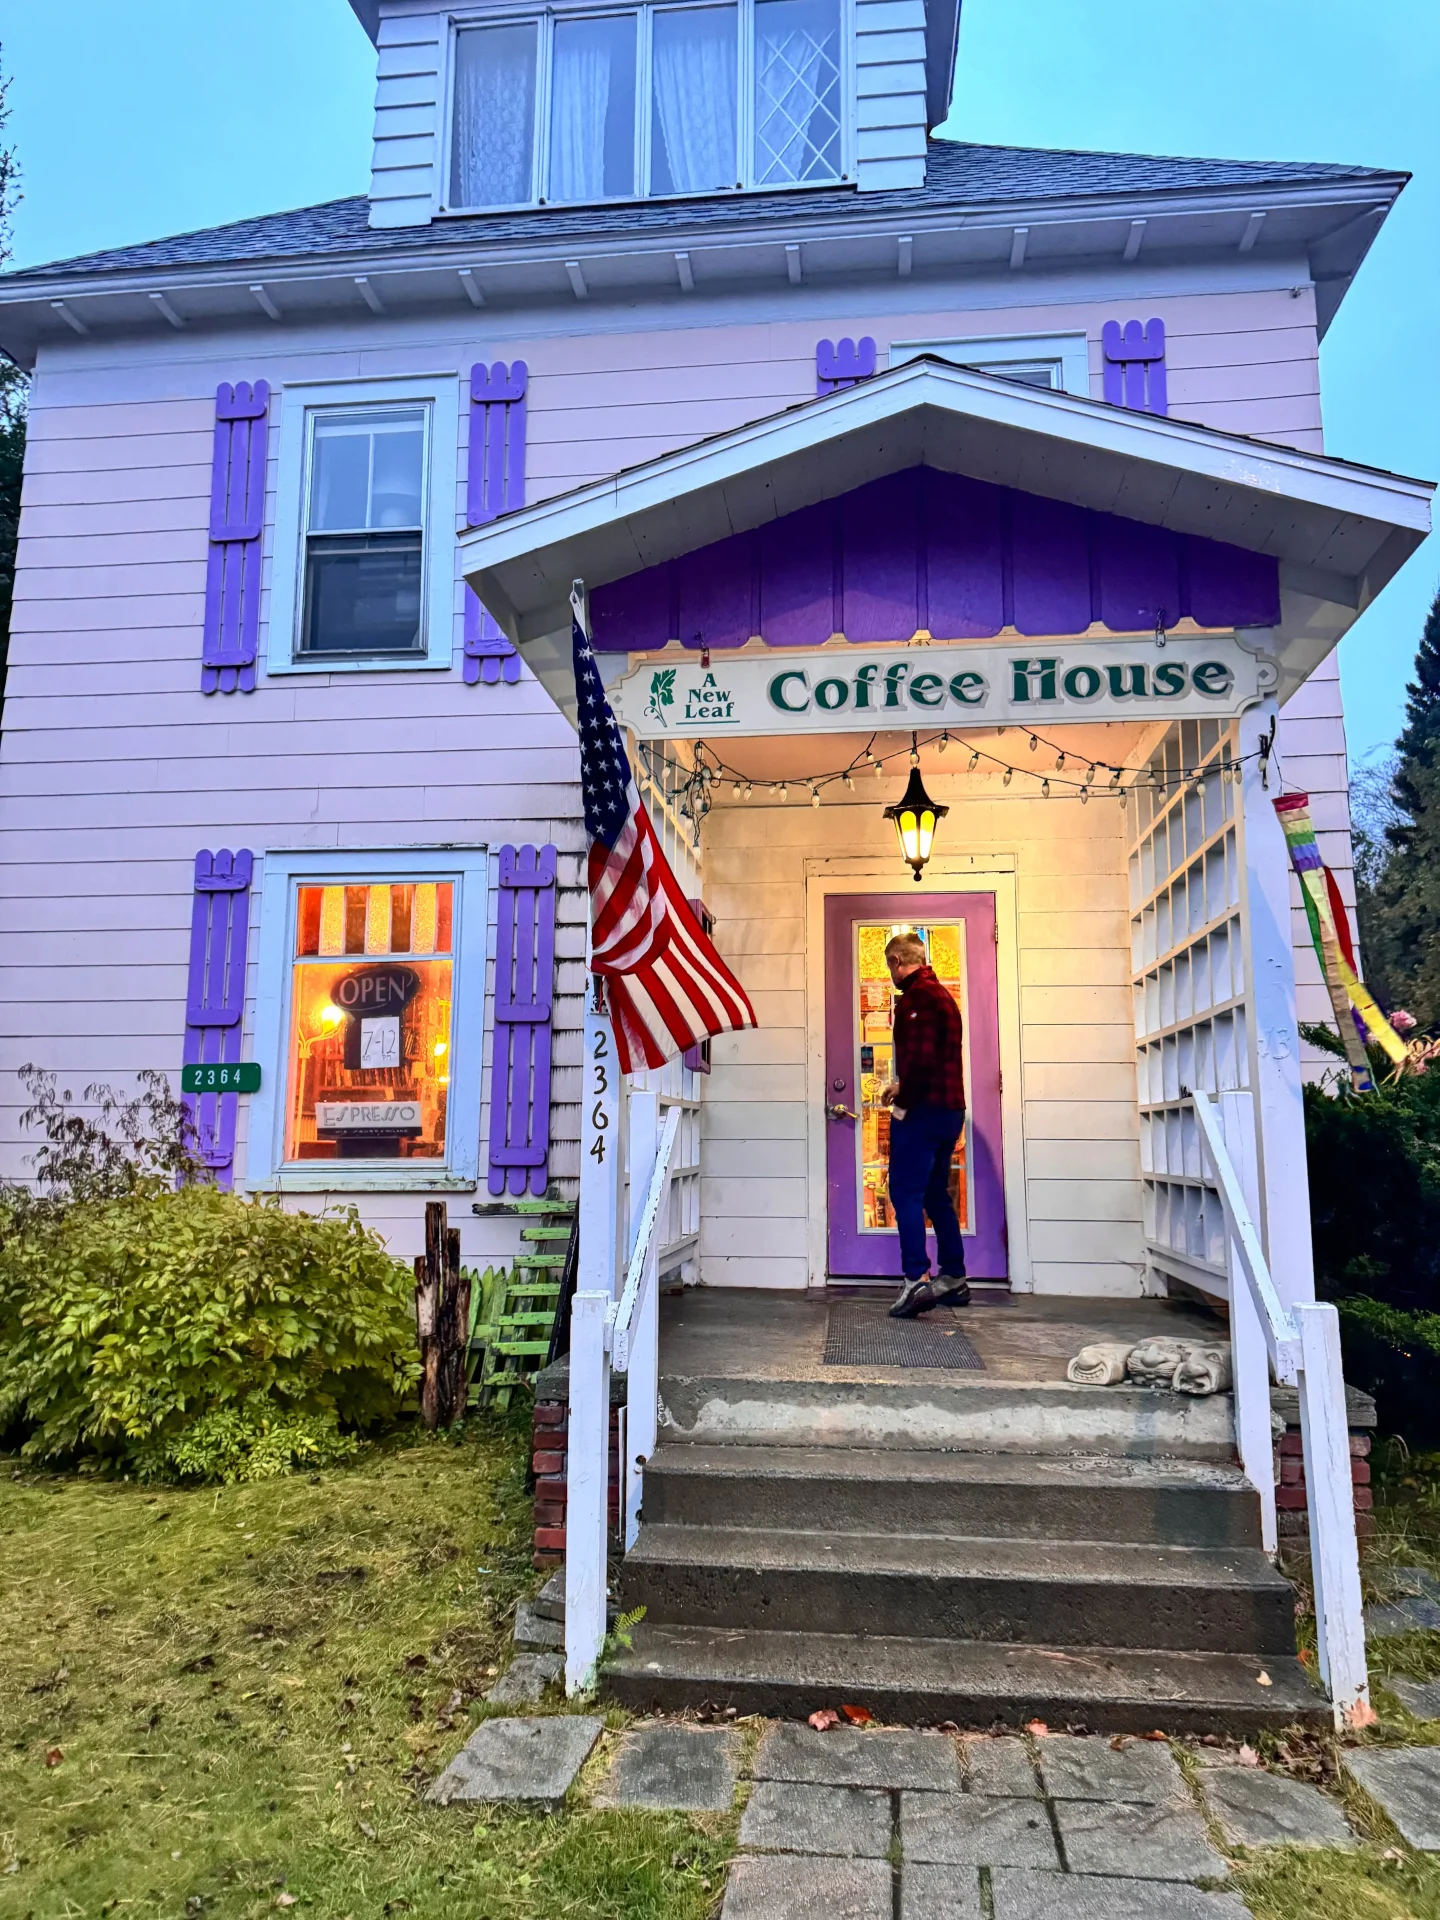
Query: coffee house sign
610 636 1275 741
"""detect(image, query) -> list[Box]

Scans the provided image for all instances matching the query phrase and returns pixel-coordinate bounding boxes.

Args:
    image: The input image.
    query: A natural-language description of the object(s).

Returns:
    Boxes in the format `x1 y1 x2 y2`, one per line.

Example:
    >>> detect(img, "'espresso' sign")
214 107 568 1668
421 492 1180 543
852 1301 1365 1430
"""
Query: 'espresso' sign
610 635 1275 741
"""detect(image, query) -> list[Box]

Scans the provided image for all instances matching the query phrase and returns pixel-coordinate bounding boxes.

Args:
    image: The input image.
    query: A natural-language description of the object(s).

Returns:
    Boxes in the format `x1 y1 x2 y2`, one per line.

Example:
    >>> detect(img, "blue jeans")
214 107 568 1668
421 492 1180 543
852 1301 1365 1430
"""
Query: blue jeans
888 1107 967 1282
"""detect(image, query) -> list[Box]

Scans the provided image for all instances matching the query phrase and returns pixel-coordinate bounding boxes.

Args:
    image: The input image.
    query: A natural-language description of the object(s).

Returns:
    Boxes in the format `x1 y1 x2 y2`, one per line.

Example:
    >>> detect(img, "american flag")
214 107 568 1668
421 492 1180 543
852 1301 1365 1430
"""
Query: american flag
572 602 756 1073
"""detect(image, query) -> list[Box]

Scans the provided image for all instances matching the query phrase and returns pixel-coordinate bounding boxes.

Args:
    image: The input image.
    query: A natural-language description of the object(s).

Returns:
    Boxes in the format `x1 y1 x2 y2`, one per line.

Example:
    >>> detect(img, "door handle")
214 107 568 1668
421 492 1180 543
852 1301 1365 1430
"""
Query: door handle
827 1103 859 1121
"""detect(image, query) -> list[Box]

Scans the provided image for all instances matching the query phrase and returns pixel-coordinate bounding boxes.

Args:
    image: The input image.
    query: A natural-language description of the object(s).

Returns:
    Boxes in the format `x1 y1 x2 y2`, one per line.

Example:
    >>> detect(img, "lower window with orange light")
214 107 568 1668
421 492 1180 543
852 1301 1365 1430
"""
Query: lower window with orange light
285 880 454 1162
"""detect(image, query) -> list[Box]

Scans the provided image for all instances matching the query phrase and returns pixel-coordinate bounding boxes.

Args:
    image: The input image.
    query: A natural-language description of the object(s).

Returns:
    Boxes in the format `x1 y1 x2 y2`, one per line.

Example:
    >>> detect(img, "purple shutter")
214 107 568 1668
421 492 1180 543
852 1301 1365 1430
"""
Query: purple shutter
201 382 269 694
464 360 529 686
1101 319 1168 416
816 336 877 395
182 848 254 1187
487 842 557 1196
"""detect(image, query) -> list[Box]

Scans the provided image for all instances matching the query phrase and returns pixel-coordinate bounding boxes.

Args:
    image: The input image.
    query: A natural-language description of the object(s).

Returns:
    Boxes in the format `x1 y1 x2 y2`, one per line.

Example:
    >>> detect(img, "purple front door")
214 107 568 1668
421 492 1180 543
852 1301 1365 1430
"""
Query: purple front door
824 893 1007 1281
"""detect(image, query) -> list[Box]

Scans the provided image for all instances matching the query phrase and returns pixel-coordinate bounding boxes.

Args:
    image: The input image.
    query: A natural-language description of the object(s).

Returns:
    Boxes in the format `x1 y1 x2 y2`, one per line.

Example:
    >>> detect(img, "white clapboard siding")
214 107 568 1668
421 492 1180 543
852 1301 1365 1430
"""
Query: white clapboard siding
370 12 444 228
0 277 1344 1268
701 783 1145 1296
854 0 928 188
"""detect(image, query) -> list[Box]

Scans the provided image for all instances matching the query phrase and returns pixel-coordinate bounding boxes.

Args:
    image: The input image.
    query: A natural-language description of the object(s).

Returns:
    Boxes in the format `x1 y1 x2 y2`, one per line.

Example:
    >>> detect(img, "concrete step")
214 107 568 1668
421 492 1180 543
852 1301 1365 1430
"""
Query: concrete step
620 1523 1296 1654
642 1444 1261 1549
603 1621 1328 1736
659 1372 1235 1459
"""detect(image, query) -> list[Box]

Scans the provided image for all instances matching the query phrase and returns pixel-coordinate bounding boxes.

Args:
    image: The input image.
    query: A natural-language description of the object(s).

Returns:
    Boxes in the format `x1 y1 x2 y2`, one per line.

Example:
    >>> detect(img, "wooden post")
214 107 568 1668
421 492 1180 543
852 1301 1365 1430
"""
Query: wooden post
1296 1302 1371 1725
1236 700 1316 1312
567 981 621 1695
439 1225 469 1425
415 1201 446 1430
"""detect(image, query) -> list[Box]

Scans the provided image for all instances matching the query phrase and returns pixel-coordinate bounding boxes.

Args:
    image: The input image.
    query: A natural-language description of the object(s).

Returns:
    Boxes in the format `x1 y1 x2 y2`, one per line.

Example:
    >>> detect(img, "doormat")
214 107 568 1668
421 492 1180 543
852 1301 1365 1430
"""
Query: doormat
823 1300 985 1370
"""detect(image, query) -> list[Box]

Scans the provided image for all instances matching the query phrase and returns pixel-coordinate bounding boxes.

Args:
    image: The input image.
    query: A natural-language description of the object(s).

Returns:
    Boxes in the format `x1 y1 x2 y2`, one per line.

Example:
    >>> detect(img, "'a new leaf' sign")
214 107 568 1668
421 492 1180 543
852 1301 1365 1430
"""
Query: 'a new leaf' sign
610 636 1275 740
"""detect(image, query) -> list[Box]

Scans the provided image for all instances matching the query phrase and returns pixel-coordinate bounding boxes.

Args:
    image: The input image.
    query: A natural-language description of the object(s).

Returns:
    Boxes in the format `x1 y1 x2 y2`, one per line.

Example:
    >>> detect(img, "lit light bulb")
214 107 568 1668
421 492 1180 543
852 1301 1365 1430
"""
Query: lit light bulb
811 786 821 808
433 1040 448 1057
778 783 788 802
744 782 754 800
319 1003 343 1028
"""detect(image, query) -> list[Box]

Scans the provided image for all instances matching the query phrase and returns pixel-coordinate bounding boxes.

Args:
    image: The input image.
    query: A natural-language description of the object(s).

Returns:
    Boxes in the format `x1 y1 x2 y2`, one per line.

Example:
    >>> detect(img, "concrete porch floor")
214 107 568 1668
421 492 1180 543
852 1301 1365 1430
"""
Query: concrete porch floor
659 1287 1228 1389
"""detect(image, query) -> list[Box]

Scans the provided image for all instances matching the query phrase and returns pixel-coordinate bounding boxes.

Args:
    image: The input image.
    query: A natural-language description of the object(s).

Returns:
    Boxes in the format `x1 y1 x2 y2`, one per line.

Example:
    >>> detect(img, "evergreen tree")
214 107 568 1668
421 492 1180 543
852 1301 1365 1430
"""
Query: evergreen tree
1390 585 1440 843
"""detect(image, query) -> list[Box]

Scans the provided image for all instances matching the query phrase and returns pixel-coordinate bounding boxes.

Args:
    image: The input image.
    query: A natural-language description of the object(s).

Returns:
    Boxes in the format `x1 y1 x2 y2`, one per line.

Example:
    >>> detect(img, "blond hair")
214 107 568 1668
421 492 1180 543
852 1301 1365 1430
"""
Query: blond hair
884 931 927 967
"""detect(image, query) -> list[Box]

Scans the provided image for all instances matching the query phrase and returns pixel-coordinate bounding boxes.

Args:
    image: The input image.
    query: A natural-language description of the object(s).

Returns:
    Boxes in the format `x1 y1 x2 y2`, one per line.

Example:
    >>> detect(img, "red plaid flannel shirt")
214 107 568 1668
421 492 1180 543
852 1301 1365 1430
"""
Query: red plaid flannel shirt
893 966 966 1112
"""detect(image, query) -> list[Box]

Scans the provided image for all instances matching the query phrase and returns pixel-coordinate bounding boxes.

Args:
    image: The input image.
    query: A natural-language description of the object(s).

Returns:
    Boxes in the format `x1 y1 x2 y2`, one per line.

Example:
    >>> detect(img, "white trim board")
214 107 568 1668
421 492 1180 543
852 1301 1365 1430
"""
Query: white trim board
266 372 463 678
246 844 490 1193
802 856 1029 1292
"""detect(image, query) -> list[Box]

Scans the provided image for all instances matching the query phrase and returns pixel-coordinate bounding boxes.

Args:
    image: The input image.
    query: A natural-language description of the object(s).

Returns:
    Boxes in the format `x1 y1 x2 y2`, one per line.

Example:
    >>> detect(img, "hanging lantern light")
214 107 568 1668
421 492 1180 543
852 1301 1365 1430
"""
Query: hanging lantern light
883 761 949 883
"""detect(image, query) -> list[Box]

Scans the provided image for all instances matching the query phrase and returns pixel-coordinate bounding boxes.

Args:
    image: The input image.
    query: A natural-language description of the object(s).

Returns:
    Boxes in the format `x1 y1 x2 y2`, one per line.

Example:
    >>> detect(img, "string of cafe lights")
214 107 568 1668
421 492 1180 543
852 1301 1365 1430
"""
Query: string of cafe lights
640 719 1276 833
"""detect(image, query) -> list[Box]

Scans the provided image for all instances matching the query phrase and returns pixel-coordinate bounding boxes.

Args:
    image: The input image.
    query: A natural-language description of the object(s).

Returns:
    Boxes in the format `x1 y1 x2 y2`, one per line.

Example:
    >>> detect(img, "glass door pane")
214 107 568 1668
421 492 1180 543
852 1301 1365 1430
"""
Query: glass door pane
854 919 970 1236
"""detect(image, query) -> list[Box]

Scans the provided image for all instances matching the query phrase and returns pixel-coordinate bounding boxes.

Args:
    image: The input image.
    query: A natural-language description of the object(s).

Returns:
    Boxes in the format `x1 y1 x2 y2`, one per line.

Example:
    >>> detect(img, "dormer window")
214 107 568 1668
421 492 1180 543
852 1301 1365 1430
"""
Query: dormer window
446 0 844 212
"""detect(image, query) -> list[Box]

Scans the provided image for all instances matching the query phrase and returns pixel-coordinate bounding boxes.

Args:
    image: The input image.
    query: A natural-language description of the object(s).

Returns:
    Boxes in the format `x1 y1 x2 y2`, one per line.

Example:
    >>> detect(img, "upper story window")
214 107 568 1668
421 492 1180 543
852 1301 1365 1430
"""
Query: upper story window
889 334 1091 399
446 0 844 212
300 407 429 658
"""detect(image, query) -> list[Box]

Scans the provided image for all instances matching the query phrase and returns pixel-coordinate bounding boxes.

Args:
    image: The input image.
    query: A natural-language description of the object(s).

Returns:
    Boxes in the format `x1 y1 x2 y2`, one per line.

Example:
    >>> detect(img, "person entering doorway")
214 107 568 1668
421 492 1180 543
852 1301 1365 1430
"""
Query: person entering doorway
880 930 971 1318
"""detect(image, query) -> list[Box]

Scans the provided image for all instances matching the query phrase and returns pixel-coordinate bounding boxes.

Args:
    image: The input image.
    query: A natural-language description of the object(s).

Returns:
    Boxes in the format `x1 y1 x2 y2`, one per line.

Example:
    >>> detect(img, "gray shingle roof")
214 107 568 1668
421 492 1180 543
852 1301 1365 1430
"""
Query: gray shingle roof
0 138 1400 285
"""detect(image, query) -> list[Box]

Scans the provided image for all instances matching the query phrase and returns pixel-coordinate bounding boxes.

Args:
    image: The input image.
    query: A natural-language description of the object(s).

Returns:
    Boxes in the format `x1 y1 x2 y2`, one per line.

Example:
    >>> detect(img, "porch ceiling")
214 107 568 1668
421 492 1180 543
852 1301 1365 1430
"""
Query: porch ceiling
458 358 1433 727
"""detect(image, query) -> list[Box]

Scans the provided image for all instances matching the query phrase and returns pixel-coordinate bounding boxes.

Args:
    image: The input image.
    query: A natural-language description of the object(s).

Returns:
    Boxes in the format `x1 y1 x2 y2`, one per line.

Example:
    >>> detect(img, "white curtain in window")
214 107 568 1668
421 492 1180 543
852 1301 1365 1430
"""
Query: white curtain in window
451 24 537 208
552 32 612 202
754 0 840 184
550 16 635 202
652 8 737 195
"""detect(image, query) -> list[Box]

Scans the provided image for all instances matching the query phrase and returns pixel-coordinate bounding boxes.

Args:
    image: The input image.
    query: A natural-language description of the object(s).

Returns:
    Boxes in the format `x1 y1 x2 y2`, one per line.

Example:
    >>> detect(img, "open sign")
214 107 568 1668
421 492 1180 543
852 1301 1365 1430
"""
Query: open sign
335 965 423 1071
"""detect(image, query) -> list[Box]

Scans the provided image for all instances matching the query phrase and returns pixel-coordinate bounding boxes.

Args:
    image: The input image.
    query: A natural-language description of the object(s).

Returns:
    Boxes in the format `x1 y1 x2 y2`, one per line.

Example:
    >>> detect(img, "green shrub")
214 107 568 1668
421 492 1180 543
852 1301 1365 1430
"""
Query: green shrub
137 1396 360 1484
0 1182 419 1471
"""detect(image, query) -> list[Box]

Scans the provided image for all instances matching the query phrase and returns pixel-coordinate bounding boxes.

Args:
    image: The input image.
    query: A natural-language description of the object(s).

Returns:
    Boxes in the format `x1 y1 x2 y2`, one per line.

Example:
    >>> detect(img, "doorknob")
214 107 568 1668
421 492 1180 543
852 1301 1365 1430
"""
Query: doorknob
827 1103 860 1121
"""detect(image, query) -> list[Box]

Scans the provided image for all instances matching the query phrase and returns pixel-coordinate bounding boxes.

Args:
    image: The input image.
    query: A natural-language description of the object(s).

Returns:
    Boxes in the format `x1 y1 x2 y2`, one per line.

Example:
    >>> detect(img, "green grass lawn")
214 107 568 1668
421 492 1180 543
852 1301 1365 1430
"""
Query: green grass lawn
0 1415 733 1920
15 1419 1440 1919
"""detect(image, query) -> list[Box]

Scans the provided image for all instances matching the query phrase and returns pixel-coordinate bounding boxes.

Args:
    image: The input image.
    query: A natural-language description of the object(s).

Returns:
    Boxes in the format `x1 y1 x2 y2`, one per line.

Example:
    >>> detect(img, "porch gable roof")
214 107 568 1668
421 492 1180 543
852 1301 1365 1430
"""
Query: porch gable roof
458 357 1432 720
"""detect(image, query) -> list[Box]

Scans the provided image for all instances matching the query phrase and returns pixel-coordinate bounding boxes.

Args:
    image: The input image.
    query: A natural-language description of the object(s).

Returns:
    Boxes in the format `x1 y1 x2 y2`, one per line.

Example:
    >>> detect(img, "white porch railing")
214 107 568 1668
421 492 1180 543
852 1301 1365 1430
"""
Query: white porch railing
564 1083 681 1693
1189 1089 1370 1727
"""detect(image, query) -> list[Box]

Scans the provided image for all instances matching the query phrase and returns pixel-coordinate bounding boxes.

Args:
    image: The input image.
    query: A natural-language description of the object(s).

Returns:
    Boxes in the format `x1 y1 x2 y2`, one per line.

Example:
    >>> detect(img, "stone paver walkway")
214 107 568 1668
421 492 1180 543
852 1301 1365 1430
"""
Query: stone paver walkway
425 1717 1440 1912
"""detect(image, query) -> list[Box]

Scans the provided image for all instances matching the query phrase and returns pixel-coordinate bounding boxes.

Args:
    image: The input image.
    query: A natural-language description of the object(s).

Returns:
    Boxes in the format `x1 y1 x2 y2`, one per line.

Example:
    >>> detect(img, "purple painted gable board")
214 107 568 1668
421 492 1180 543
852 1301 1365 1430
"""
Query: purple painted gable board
842 473 920 642
589 467 1279 649
925 471 1005 638
201 383 269 696
488 842 557 1198
464 361 528 686
182 848 254 1189
759 501 837 648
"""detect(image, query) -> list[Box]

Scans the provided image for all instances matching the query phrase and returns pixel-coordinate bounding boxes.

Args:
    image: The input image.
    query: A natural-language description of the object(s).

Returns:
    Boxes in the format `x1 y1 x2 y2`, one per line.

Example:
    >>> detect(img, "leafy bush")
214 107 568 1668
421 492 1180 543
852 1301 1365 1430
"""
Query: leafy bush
1302 1032 1440 1439
0 1182 419 1469
0 1068 419 1475
138 1397 360 1485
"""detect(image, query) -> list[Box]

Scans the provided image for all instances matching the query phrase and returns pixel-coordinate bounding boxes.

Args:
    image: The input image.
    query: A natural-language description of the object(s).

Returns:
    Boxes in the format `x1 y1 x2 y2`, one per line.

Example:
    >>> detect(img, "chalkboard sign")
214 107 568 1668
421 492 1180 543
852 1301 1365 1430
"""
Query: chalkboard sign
181 1062 261 1094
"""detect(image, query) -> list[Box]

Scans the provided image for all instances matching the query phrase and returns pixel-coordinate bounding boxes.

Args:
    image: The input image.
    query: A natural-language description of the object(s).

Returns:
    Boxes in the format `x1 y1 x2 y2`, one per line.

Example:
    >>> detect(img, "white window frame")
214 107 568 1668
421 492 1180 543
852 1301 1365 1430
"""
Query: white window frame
246 846 490 1192
889 333 1091 399
438 0 853 216
266 376 461 677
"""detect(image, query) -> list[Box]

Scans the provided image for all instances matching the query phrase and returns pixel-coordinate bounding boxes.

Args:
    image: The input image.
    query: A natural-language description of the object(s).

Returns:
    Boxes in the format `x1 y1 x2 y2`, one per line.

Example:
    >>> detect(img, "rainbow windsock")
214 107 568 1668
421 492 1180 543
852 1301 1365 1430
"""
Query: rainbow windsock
1274 792 1407 1090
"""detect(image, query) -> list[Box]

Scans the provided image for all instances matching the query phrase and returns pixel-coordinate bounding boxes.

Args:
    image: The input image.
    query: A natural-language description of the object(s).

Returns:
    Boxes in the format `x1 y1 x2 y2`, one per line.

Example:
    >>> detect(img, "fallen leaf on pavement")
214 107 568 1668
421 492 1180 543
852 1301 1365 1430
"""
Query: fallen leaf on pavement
841 1705 874 1726
1024 1721 1049 1737
808 1709 839 1731
1256 1670 1273 1687
1237 1744 1261 1767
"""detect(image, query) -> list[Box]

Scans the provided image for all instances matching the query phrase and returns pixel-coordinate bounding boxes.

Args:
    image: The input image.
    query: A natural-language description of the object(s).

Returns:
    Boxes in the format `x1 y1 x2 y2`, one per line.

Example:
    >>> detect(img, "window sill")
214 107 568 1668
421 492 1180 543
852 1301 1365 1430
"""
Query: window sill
249 1169 479 1194
436 176 852 218
266 654 454 677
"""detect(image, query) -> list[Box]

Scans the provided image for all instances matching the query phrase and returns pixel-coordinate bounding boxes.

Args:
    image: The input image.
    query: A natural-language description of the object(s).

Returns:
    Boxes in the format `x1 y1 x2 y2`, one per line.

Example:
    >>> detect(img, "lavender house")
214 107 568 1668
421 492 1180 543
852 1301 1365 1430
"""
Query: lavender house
0 0 1431 1727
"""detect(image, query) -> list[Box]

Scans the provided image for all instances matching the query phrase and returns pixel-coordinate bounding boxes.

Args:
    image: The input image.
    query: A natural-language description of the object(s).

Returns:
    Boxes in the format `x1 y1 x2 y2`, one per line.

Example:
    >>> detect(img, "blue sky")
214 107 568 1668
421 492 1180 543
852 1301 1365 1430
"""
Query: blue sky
4 0 1436 764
